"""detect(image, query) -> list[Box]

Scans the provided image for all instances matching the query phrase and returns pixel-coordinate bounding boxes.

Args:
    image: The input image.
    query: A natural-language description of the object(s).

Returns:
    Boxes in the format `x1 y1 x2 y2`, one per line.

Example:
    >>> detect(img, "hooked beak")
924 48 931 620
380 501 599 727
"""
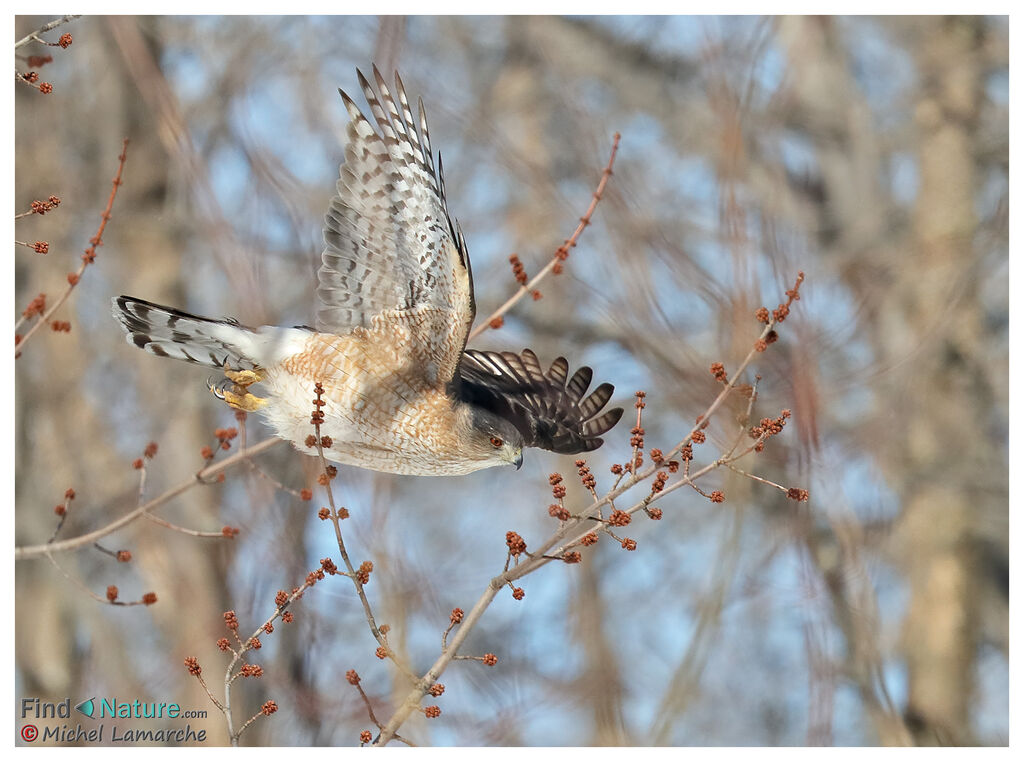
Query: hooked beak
513 451 523 470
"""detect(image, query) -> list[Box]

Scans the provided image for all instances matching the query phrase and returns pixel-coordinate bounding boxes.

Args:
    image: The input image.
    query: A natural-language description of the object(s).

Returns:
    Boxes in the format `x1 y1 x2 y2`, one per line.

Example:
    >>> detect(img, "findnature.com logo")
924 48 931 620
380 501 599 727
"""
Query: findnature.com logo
19 697 209 745
23 697 204 720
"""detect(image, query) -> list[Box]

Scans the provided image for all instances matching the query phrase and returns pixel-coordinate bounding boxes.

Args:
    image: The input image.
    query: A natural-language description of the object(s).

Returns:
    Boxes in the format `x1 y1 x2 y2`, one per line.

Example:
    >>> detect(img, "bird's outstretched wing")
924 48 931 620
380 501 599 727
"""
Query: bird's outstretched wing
317 67 474 385
458 349 624 454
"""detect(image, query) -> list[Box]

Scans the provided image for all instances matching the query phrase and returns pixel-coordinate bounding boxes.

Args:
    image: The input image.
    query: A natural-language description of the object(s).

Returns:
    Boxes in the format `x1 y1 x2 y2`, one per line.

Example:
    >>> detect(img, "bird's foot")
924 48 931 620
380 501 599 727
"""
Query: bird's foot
224 366 264 387
209 364 267 411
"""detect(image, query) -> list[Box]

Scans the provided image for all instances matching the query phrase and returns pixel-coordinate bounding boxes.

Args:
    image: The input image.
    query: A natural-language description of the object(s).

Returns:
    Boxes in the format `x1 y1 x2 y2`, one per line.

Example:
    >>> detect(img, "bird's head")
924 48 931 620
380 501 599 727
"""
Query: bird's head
466 406 525 470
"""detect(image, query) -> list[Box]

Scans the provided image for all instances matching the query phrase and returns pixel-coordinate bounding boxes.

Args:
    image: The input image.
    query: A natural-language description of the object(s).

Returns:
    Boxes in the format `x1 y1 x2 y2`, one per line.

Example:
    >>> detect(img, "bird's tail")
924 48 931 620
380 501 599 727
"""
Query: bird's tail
112 295 261 371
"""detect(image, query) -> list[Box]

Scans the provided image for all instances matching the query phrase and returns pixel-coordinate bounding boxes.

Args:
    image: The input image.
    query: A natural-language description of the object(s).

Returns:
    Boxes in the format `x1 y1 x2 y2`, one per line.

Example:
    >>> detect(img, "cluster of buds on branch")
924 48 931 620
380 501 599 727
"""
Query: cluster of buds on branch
15 136 129 359
184 558 339 745
15 16 75 93
483 272 811 627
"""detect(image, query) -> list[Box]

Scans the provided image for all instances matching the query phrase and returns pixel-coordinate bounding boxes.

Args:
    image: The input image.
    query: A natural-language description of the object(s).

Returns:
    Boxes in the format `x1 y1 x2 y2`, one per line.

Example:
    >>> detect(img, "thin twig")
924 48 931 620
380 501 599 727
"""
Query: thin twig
133 453 227 540
47 494 73 543
232 709 267 741
14 15 80 49
245 460 305 499
310 386 419 683
136 460 148 505
222 581 315 745
629 396 645 474
141 512 231 539
351 680 414 745
191 672 225 713
467 132 620 341
721 375 760 460
722 462 789 494
17 139 129 358
43 551 150 607
15 438 281 559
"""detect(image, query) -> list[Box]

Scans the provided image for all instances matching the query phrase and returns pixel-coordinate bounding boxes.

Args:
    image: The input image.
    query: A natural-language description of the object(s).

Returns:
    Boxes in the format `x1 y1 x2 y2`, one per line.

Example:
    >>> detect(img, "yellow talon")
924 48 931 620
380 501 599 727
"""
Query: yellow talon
224 366 264 387
220 388 268 412
209 364 267 411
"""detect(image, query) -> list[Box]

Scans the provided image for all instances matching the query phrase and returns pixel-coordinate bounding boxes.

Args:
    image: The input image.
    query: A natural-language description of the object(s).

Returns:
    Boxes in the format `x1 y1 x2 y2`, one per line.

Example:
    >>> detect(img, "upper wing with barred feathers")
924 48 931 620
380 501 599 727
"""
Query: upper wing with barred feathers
317 67 474 384
458 349 624 454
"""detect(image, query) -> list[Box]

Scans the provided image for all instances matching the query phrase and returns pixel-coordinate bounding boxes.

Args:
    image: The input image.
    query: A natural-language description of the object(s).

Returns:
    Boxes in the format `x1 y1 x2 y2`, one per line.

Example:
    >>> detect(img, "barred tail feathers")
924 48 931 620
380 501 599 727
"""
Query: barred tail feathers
112 296 308 370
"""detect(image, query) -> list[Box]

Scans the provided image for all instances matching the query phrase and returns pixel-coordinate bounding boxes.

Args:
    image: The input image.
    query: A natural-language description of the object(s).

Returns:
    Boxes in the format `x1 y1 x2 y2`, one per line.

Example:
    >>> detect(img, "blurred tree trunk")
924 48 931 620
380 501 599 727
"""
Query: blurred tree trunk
572 557 630 745
893 16 990 746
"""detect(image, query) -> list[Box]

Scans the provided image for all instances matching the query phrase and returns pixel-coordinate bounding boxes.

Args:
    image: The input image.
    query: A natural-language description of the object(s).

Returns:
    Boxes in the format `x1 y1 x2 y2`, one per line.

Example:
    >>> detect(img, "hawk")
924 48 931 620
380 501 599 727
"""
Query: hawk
113 67 622 476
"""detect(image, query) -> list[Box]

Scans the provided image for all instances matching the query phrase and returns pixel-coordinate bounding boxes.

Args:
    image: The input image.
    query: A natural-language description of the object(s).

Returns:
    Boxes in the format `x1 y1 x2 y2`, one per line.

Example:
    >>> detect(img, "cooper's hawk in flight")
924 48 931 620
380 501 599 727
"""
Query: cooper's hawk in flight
113 67 622 475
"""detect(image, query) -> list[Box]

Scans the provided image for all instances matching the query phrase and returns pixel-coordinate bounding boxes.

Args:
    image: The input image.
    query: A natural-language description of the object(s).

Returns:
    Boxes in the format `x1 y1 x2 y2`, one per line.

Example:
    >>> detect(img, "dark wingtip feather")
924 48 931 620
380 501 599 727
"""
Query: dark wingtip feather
459 349 624 455
565 366 593 404
579 382 614 419
546 357 569 386
583 407 624 437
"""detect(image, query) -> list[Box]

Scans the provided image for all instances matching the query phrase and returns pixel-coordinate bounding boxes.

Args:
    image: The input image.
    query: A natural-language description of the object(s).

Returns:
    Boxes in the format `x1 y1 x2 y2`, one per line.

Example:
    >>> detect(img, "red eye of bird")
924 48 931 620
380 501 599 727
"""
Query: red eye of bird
490 436 503 448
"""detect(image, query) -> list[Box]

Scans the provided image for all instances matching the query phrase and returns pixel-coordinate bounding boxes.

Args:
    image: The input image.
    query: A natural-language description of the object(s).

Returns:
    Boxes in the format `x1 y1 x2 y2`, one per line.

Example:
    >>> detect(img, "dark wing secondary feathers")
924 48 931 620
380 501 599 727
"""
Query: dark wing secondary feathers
317 67 474 348
458 349 624 454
